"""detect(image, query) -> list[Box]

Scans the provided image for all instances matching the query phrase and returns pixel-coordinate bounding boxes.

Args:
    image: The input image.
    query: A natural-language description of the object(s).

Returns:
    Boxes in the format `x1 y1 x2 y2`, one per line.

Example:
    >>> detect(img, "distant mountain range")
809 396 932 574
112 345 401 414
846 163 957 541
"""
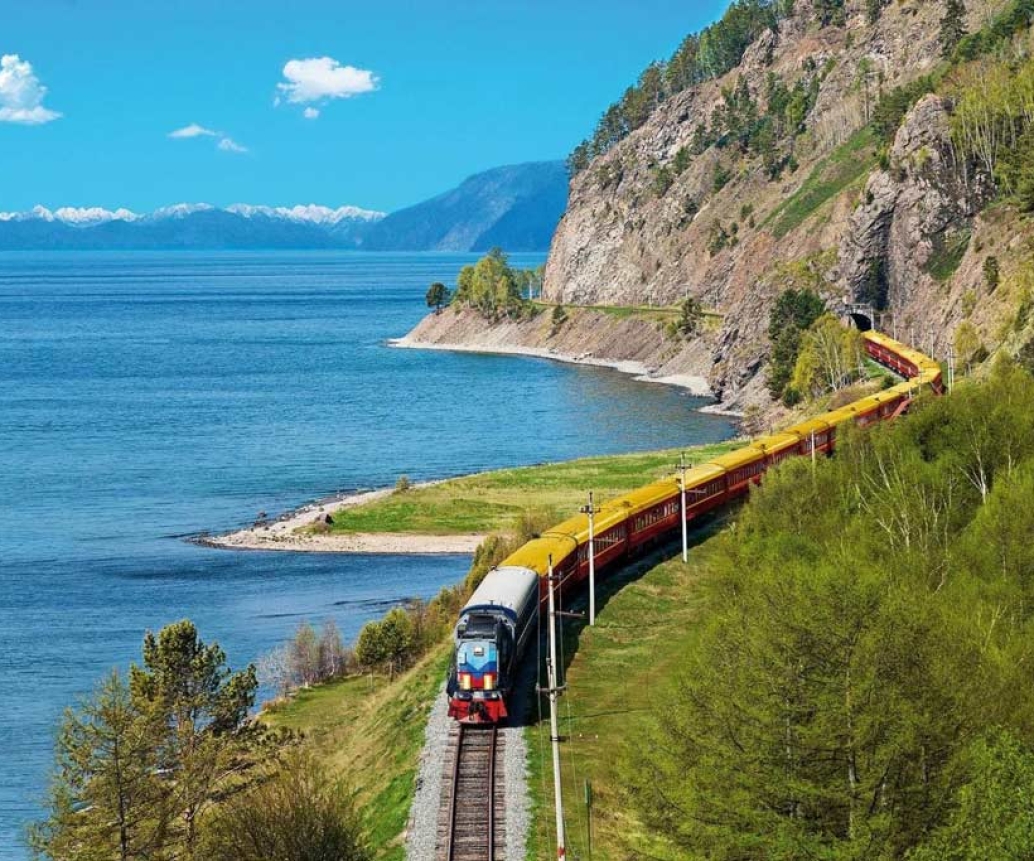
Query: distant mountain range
360 161 568 252
0 161 567 252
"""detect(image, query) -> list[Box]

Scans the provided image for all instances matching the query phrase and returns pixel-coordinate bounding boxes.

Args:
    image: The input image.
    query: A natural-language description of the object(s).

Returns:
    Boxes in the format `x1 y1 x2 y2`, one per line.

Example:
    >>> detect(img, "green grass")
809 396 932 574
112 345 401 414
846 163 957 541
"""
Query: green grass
523 522 727 861
530 300 679 321
322 441 742 536
528 300 724 323
766 126 878 239
262 646 451 861
925 228 972 282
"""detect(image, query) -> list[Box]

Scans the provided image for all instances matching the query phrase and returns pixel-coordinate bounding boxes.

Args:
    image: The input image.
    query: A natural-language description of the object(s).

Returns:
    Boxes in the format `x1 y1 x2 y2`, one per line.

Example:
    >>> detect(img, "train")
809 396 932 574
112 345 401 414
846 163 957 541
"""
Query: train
446 330 943 723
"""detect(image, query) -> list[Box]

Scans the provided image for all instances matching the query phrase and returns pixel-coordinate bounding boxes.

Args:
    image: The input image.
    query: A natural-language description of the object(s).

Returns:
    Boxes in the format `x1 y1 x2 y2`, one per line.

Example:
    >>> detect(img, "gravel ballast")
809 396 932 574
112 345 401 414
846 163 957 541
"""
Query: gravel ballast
405 681 531 861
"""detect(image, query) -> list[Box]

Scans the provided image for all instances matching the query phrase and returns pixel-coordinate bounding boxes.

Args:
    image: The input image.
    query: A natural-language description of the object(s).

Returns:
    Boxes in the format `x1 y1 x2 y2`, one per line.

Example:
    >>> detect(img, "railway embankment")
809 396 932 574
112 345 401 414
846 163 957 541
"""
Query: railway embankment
522 530 724 860
260 645 453 861
249 438 740 861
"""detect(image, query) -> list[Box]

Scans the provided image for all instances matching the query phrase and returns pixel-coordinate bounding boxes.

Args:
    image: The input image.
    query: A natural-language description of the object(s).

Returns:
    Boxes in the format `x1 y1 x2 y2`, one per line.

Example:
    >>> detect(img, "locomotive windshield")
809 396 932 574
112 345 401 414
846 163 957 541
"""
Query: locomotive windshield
459 612 498 640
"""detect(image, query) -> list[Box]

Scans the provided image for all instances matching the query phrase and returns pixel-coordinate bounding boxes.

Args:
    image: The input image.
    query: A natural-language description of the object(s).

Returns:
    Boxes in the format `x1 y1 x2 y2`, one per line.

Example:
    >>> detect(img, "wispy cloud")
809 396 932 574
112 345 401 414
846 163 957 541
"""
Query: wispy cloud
168 123 218 139
169 123 248 154
275 57 378 117
0 54 61 125
217 137 247 154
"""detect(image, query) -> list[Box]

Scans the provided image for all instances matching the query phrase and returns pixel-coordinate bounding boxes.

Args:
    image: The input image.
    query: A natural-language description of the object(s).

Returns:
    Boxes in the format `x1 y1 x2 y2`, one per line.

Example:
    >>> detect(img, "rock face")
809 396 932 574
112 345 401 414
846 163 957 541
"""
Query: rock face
536 0 1015 404
841 94 992 322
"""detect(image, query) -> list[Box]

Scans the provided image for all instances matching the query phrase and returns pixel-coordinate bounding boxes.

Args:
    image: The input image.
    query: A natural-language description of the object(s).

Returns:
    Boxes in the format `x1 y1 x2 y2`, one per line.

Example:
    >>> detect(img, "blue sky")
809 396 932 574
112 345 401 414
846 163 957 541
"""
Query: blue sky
1 0 727 213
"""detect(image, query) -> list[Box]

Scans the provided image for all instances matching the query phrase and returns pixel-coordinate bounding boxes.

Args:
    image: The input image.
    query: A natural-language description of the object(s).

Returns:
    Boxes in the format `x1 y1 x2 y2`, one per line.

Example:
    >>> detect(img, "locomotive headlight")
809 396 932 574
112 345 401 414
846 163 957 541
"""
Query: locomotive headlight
459 672 472 691
483 673 495 690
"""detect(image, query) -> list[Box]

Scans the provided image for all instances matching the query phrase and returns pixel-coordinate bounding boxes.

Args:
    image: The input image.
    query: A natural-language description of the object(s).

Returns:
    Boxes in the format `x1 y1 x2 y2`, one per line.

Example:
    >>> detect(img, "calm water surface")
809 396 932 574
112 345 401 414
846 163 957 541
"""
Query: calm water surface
0 251 733 857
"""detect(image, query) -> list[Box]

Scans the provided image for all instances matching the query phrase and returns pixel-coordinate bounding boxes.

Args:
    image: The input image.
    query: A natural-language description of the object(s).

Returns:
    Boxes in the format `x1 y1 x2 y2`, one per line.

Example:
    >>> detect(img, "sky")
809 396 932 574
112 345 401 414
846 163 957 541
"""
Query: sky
1 0 728 214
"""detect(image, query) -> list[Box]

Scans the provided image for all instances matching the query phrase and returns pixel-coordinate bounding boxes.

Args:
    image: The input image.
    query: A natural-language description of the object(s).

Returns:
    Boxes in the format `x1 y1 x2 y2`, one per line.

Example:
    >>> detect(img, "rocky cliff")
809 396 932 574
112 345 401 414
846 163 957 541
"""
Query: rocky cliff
409 0 1034 409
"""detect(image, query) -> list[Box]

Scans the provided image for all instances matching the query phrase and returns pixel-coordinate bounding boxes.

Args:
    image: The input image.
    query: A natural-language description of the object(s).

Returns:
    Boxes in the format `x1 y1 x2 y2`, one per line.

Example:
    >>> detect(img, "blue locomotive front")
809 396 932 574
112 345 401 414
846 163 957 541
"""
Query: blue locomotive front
447 566 539 723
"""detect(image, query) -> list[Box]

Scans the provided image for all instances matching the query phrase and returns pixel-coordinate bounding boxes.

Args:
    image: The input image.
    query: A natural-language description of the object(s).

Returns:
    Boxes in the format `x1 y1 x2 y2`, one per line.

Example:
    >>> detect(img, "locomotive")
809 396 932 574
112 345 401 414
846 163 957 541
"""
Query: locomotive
446 566 539 722
446 330 943 724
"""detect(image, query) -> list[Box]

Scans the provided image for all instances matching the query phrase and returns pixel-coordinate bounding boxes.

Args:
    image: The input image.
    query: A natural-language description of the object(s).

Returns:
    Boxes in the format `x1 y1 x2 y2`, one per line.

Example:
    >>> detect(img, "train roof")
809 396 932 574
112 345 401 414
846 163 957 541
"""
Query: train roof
707 445 765 472
752 432 801 454
501 534 577 575
616 477 681 513
462 566 539 621
784 416 832 438
814 404 862 428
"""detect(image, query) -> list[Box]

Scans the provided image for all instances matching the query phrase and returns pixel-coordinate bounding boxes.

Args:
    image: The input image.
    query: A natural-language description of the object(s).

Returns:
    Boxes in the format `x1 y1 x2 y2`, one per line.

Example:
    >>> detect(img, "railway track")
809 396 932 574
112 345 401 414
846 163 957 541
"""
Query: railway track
438 723 505 861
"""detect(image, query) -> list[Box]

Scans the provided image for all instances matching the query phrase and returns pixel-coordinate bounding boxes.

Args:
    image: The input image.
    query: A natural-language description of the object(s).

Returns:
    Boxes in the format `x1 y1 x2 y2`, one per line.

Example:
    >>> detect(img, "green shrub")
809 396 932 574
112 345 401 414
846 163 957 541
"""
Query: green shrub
203 751 370 861
984 255 1001 292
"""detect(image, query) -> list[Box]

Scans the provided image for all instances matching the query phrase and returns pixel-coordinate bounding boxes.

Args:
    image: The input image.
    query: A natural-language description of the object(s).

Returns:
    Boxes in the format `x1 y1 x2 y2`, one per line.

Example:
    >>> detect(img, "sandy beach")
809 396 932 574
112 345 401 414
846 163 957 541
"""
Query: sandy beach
199 484 486 555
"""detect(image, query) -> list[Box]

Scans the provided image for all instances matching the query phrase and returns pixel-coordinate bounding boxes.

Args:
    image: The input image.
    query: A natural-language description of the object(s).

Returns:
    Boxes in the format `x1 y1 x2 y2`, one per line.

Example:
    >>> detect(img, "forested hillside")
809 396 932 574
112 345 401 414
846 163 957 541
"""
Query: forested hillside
610 359 1034 860
545 0 1034 410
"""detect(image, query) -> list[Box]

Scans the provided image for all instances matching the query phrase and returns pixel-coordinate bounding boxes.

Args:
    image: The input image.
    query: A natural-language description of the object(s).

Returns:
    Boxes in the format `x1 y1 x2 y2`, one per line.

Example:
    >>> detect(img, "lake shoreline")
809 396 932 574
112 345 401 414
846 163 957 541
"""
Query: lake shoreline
201 333 741 556
388 334 714 396
197 481 485 555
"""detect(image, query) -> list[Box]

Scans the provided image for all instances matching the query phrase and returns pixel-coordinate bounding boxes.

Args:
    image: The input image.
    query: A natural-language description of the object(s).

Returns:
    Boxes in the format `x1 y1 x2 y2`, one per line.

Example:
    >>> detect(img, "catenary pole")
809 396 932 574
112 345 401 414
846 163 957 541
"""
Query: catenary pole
546 556 567 858
580 492 598 626
678 452 688 563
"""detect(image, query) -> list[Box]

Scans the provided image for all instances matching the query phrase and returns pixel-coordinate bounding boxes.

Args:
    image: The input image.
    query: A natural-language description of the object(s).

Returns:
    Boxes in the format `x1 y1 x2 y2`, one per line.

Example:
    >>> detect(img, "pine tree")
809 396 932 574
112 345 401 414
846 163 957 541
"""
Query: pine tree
940 0 968 57
425 281 449 314
29 671 170 861
129 620 257 859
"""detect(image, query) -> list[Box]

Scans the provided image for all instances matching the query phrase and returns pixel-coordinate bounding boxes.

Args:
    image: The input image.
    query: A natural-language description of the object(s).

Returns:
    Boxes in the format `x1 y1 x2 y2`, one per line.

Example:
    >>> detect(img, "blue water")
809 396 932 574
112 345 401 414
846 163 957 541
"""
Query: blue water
0 251 733 857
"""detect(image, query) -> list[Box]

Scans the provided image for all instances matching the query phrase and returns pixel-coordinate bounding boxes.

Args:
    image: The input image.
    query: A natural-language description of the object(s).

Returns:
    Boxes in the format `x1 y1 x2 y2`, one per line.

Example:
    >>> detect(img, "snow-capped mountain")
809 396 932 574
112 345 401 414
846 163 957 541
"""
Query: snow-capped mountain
226 203 383 225
0 202 382 227
0 202 386 249
149 203 215 220
0 205 141 225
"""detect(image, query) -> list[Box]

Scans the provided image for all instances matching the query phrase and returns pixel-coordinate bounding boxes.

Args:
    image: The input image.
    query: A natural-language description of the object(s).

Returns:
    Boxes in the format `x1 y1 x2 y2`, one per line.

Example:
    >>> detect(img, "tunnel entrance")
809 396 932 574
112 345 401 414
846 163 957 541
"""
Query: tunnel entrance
845 303 876 332
849 312 873 332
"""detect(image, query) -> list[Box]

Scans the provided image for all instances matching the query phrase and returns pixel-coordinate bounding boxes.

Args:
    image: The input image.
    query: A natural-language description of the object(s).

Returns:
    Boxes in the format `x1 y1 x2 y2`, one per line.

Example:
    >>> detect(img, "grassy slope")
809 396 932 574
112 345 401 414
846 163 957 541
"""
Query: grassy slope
523 526 727 861
324 441 741 536
261 646 451 861
766 126 878 239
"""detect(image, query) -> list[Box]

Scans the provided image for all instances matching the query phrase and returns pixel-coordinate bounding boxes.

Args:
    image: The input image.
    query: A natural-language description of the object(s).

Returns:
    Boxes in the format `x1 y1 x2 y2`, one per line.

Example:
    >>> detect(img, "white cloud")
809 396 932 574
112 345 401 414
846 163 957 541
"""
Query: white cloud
276 57 378 111
0 54 61 125
303 106 320 120
217 137 247 153
169 123 247 154
168 123 218 139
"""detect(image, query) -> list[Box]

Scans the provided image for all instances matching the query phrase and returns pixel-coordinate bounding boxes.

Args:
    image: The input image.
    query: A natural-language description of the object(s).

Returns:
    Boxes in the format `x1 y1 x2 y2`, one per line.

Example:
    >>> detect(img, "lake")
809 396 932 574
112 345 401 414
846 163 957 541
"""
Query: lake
0 251 734 857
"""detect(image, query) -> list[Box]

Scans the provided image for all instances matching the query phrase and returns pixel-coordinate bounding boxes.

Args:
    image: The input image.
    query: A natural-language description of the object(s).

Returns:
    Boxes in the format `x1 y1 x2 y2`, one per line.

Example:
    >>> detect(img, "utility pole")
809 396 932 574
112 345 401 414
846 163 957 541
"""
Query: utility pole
579 492 599 626
585 780 594 861
810 430 817 467
546 556 567 859
948 344 956 393
675 453 689 563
